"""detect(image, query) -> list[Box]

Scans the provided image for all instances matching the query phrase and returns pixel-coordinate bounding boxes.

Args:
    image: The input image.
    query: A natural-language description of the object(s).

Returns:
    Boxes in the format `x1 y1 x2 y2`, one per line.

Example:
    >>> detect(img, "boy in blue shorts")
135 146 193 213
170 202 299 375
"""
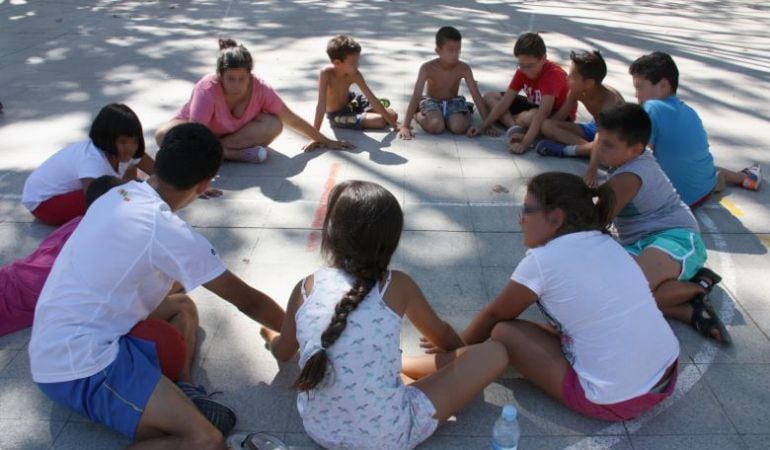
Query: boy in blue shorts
29 123 286 448
468 32 576 154
596 103 731 344
629 51 760 207
536 50 624 186
313 35 398 131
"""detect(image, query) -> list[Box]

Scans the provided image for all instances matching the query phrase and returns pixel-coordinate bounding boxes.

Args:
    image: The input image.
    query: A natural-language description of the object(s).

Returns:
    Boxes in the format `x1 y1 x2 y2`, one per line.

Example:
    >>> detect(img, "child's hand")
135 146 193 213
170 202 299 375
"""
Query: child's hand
260 326 278 348
584 168 598 188
466 126 482 137
509 142 528 154
418 336 445 354
199 188 223 199
303 139 354 152
399 125 414 140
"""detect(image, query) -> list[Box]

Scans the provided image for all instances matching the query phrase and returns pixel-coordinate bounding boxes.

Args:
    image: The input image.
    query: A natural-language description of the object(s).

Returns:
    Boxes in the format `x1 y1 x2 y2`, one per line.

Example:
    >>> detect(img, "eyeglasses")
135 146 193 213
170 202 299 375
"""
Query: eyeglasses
519 204 545 218
517 62 540 70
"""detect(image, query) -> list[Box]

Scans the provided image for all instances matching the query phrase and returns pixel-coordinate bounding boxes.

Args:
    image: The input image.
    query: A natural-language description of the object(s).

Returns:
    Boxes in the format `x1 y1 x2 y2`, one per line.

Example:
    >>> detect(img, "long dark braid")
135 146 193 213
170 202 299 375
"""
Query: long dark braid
293 180 403 392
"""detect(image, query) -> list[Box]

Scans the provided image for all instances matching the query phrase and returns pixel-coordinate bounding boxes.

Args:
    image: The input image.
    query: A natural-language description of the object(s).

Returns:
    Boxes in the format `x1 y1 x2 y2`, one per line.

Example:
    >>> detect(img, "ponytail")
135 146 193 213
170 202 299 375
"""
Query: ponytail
527 172 615 234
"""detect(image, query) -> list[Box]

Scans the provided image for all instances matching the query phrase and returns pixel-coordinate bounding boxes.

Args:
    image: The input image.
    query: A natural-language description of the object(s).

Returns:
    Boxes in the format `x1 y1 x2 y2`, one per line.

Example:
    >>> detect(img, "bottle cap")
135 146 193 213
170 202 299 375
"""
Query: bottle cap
502 405 517 421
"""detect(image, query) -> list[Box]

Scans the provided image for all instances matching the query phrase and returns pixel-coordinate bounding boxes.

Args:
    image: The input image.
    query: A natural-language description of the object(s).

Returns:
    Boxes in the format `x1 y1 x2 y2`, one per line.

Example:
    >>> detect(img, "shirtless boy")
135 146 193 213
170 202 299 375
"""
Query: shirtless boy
313 35 398 131
398 26 490 139
536 50 624 185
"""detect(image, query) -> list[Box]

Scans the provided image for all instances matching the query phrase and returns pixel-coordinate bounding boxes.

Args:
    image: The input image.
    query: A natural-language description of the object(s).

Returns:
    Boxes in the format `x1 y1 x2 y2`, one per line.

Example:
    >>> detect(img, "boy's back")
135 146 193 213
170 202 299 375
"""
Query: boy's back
30 180 224 383
644 96 717 205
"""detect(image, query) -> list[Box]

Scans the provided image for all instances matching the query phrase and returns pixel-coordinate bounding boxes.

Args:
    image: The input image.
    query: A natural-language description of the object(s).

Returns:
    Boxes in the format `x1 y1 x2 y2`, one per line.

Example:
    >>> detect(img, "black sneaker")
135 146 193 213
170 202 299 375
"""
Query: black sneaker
177 382 237 436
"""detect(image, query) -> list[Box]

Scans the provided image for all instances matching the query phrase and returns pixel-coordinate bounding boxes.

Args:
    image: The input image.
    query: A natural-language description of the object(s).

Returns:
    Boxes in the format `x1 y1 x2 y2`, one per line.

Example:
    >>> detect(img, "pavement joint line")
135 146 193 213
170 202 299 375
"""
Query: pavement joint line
566 208 737 448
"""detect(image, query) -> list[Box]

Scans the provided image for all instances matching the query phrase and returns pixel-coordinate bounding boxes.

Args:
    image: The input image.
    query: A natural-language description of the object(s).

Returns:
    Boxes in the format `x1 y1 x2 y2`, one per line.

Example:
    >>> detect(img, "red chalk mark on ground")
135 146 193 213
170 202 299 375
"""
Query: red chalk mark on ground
306 162 341 251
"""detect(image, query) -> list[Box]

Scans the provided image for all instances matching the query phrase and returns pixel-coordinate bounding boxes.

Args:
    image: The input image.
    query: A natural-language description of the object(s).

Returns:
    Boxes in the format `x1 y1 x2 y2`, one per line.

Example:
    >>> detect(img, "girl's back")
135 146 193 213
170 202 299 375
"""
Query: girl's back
295 268 421 448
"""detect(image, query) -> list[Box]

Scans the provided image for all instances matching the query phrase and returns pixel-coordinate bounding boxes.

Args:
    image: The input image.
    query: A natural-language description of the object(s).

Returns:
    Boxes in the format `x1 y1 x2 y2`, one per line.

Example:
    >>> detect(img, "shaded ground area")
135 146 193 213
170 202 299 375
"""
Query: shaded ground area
1 1 769 449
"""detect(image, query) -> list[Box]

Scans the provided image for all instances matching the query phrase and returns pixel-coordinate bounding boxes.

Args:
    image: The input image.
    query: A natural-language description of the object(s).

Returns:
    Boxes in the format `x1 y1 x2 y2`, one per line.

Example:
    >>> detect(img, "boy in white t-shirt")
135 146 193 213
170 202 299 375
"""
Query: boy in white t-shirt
29 123 285 448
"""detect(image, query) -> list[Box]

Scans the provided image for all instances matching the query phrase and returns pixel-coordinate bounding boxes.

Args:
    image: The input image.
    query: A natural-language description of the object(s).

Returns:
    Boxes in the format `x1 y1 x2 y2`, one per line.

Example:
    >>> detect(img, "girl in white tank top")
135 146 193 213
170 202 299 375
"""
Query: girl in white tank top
261 180 508 450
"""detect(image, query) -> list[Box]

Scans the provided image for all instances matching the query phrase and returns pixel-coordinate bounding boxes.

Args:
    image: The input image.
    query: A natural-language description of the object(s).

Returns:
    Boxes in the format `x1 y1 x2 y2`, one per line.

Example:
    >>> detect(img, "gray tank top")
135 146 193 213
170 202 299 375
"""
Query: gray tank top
611 150 699 245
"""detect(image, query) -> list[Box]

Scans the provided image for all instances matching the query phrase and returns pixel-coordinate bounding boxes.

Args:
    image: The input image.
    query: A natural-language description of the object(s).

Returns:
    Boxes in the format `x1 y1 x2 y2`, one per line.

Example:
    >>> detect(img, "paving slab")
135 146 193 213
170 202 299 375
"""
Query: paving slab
1 1 769 449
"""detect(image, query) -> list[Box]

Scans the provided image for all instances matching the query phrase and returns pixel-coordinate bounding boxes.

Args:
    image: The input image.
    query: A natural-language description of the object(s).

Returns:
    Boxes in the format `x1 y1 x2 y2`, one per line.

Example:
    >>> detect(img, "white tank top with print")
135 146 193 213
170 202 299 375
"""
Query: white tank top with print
295 267 416 446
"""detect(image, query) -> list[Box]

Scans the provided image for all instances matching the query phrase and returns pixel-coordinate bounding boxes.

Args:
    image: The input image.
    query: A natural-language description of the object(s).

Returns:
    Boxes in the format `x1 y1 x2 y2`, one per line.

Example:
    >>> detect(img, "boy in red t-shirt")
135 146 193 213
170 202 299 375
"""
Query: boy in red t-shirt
469 32 575 154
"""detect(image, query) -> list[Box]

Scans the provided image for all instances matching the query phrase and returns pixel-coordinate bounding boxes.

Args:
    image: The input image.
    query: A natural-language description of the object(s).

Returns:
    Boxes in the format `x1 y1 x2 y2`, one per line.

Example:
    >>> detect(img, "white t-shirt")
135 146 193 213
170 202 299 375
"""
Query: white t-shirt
29 181 225 383
511 231 679 404
22 140 140 211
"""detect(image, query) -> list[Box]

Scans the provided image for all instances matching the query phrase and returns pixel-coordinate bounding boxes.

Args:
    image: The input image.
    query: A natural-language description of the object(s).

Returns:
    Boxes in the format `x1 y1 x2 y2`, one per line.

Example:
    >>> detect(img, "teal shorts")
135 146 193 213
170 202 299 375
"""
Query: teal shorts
623 228 706 281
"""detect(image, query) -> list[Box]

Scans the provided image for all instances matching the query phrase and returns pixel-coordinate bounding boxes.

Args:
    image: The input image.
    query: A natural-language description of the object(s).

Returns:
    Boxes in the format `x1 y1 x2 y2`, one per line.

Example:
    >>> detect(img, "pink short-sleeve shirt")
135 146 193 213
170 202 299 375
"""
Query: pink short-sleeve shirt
175 73 285 137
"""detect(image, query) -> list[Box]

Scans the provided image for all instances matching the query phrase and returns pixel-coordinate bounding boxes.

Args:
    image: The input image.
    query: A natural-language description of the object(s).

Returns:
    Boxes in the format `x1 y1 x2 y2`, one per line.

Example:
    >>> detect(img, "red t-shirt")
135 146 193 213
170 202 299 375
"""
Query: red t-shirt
509 60 575 120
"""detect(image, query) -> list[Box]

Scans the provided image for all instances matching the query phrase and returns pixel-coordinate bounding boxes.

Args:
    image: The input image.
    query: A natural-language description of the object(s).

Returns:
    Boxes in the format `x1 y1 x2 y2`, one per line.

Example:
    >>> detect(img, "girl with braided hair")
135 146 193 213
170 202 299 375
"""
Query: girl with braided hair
261 180 507 449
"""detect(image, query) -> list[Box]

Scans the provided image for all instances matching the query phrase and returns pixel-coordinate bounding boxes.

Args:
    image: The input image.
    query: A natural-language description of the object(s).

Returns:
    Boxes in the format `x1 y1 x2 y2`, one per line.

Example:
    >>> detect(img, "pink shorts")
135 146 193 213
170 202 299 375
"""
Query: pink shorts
562 361 678 421
32 190 86 226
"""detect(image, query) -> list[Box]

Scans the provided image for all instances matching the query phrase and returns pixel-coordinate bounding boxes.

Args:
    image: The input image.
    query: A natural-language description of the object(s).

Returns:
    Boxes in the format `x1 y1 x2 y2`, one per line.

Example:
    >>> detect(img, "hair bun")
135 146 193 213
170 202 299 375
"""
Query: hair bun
218 38 238 50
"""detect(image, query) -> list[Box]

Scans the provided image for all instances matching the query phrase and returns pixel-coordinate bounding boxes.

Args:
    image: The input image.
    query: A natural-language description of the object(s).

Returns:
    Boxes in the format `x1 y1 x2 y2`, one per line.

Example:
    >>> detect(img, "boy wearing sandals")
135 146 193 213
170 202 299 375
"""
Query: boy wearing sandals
629 51 761 207
399 26 491 139
29 123 286 448
596 103 730 345
313 35 398 131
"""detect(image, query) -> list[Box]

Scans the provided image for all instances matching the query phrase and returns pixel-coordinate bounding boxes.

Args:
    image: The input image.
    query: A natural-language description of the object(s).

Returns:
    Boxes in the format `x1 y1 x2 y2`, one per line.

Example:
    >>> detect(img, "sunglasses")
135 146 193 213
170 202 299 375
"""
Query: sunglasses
519 203 545 218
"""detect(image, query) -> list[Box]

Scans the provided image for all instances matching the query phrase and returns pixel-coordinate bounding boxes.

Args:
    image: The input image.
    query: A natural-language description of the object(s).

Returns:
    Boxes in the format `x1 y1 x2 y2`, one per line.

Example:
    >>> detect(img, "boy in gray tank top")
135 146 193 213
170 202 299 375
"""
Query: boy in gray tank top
596 103 731 345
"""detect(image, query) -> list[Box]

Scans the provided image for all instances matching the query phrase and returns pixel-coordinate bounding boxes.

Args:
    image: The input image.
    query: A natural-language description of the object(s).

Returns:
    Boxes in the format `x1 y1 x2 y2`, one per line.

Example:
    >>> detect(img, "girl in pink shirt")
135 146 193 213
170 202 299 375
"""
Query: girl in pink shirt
156 39 352 164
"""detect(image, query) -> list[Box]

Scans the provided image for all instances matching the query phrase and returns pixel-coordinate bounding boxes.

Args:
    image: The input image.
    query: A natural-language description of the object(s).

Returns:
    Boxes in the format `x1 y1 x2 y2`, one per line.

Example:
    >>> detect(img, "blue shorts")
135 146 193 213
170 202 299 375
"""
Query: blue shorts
419 96 473 119
37 335 162 439
623 228 707 280
579 121 597 141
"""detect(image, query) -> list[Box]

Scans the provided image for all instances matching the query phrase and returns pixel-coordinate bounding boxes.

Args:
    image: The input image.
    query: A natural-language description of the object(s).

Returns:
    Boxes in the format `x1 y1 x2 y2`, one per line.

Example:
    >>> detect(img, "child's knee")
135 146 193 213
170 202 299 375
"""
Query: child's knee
172 294 199 324
265 114 283 138
540 119 556 137
422 116 446 134
447 115 470 134
387 108 398 121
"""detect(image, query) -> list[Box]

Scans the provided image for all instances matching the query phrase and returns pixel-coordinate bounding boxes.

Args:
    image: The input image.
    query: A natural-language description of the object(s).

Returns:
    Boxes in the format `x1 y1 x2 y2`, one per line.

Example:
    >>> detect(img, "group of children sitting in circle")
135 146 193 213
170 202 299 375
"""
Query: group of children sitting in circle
0 24 760 450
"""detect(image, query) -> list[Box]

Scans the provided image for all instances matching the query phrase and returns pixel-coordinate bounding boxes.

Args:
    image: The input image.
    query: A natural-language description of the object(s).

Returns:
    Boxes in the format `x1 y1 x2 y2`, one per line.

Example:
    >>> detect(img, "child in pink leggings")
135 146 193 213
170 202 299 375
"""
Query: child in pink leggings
1 176 122 336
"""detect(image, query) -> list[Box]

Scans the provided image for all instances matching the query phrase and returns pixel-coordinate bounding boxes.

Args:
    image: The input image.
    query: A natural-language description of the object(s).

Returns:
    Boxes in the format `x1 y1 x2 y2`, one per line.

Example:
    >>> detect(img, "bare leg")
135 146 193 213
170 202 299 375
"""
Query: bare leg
483 91 516 128
360 109 398 130
415 111 446 134
491 320 569 402
129 377 224 449
635 248 700 308
220 113 283 160
716 167 745 186
541 119 587 145
147 294 199 383
155 119 188 147
409 341 508 422
446 112 472 134
513 109 537 128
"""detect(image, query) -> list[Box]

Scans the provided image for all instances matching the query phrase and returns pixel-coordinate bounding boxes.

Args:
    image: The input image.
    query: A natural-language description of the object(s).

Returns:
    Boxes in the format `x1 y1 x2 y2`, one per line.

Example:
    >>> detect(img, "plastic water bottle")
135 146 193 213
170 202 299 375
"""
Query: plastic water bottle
491 405 520 450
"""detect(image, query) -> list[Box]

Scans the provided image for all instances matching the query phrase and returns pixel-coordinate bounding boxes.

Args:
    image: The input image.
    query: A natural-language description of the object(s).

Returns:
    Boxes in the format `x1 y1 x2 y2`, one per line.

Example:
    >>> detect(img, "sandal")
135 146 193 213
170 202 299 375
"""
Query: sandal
690 267 722 294
689 293 732 345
